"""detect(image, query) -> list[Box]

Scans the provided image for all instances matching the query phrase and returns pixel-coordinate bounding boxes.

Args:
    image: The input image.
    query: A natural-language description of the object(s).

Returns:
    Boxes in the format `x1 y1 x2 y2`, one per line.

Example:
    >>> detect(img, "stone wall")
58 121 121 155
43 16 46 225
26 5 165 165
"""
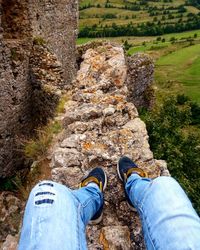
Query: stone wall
0 0 78 178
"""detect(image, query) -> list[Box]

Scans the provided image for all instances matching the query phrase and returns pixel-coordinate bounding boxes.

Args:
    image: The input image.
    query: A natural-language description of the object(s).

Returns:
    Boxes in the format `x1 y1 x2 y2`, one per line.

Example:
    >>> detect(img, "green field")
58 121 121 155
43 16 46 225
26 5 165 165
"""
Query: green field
79 0 200 37
156 43 200 103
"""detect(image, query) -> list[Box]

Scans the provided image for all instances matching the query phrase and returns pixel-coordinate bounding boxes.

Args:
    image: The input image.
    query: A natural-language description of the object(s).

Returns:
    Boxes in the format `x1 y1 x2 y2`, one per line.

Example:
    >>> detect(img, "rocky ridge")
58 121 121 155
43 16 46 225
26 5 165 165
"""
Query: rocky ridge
50 43 169 249
0 43 169 250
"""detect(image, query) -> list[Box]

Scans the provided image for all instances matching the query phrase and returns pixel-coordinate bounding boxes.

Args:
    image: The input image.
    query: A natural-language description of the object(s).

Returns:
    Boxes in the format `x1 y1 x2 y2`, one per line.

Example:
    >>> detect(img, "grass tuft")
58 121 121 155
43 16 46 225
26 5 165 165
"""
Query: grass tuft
56 94 70 113
24 121 62 161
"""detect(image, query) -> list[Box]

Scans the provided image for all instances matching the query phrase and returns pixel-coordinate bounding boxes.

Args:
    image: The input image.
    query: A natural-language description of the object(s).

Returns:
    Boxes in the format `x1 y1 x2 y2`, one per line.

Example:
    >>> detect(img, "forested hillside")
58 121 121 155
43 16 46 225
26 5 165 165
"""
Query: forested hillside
79 0 200 37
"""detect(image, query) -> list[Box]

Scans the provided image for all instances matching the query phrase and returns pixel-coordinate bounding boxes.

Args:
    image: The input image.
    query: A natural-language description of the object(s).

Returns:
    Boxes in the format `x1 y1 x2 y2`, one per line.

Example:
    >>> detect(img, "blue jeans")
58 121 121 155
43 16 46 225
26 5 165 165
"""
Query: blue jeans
19 177 200 250
126 175 200 250
18 181 103 250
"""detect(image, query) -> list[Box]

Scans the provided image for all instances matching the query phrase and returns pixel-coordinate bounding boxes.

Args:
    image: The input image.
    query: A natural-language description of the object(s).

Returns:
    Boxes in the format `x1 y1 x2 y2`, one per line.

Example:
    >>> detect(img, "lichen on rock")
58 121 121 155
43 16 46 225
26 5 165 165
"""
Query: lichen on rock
50 43 167 249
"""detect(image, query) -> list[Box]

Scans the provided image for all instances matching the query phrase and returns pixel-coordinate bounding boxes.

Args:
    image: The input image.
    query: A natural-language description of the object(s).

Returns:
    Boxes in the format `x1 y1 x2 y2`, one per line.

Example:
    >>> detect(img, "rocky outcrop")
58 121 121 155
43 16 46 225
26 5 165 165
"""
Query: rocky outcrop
29 0 78 82
1 235 18 250
0 0 78 177
50 43 168 249
0 43 169 249
126 53 155 109
0 192 24 245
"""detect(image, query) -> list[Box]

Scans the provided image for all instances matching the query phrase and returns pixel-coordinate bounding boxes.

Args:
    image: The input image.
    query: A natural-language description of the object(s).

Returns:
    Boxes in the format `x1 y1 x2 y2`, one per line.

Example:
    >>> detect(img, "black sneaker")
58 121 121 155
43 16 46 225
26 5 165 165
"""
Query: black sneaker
117 156 148 209
79 167 107 224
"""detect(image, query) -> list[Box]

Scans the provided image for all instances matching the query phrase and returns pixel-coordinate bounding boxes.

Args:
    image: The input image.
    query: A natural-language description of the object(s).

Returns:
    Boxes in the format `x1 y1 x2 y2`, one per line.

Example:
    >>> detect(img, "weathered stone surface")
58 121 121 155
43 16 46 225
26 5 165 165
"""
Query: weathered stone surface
126 53 155 109
51 167 83 188
100 226 131 250
1 235 18 250
0 0 78 177
51 148 83 168
0 192 24 243
30 0 78 83
155 160 171 177
50 43 167 249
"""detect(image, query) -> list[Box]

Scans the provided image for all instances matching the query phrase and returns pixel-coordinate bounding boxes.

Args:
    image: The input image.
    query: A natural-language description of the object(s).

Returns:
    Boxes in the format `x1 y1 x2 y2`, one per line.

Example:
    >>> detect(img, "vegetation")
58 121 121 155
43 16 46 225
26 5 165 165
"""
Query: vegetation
79 0 200 38
155 43 200 103
33 37 46 46
24 120 62 161
140 95 200 213
24 93 69 161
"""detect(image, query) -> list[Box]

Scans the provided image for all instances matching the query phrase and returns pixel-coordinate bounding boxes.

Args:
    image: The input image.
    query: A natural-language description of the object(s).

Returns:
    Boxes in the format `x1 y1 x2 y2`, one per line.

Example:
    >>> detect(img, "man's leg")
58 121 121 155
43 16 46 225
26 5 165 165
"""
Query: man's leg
18 168 106 250
126 175 200 250
118 156 200 250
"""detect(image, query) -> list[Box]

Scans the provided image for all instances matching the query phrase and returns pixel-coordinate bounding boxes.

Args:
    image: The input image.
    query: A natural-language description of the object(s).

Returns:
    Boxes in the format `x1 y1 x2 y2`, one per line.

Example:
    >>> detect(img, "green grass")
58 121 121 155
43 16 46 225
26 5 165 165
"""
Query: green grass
79 0 200 33
24 121 62 161
77 37 97 45
156 44 200 103
77 29 200 46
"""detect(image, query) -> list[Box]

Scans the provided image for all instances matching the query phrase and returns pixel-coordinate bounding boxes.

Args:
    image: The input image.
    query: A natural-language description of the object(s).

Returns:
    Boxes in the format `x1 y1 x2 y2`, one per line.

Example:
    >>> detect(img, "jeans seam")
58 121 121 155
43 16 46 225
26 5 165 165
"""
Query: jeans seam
64 189 82 250
137 179 162 250
82 196 98 208
77 204 81 250
139 207 157 250
136 180 153 209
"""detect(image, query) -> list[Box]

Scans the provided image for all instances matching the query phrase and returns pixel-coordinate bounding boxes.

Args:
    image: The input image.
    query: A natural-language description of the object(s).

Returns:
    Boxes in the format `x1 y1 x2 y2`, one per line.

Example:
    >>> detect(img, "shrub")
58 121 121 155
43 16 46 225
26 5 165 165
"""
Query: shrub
141 96 200 213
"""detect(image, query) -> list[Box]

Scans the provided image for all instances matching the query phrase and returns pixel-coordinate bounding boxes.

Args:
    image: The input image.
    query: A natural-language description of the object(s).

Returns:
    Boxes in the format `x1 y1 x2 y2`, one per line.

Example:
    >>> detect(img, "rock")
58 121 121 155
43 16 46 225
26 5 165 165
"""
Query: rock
126 53 155 109
51 167 83 188
51 148 82 168
123 118 146 133
60 134 86 148
1 235 18 250
0 0 78 178
0 192 24 243
155 160 170 176
49 43 167 249
100 226 131 250
103 106 116 116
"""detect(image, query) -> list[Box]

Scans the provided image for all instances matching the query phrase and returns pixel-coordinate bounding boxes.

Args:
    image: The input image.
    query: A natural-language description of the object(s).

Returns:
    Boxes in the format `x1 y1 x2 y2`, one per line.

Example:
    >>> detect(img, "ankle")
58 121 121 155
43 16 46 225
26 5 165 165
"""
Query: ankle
86 182 100 189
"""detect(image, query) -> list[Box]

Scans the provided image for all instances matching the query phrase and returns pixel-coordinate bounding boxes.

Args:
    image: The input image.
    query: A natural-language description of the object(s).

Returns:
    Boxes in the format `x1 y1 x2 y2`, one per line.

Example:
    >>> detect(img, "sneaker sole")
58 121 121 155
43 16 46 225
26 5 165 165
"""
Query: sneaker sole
102 168 108 192
89 213 103 225
117 162 123 181
89 169 107 225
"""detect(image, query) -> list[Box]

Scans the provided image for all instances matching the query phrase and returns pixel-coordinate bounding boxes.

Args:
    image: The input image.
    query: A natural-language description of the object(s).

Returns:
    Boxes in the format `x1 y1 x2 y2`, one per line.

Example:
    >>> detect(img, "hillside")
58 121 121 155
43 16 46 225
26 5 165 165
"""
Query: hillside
79 0 200 37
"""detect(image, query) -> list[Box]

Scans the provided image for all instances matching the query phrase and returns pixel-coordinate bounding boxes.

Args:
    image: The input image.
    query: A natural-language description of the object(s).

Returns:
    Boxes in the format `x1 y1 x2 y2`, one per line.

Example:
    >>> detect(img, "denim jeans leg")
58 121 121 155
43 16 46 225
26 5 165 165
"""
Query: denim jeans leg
126 175 200 250
72 183 103 225
18 181 103 250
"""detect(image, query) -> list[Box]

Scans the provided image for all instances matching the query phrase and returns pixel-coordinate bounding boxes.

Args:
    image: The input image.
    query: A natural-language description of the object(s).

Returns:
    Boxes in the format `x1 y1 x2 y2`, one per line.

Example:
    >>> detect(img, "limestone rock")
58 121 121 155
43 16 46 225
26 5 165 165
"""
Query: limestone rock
1 235 18 250
60 134 86 148
0 0 78 177
51 148 83 168
50 43 166 249
51 167 83 188
0 192 24 243
126 53 155 109
155 160 170 176
100 226 131 250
